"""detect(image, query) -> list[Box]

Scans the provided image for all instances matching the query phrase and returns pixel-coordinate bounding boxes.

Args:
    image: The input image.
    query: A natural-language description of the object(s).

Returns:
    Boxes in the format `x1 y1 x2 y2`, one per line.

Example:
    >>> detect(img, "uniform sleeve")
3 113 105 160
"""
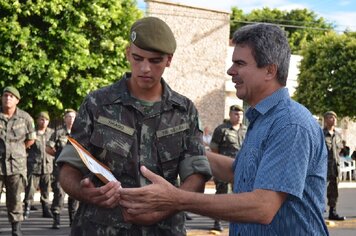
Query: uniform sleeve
26 114 36 140
179 103 212 181
209 125 223 151
47 131 56 148
57 144 89 175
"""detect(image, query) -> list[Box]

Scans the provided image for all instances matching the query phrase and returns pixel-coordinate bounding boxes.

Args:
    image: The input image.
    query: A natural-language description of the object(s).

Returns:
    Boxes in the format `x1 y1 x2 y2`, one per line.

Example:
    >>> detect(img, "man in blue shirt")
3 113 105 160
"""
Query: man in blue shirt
119 23 329 235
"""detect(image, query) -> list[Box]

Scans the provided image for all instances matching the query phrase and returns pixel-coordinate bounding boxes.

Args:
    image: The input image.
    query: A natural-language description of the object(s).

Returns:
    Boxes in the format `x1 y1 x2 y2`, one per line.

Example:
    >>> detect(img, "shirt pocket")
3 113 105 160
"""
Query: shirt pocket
156 132 185 180
90 123 134 159
11 123 26 140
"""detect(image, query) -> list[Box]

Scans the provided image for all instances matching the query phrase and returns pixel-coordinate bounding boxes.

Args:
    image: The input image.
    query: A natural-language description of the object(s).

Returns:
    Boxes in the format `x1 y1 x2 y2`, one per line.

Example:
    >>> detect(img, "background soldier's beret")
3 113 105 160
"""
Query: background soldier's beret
64 108 76 116
130 16 176 54
323 111 337 118
38 111 50 121
3 86 21 100
230 105 244 112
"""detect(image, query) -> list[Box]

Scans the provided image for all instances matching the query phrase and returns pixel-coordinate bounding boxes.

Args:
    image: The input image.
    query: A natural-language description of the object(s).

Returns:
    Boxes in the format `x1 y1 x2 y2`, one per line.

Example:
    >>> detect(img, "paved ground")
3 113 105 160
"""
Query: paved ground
1 181 355 235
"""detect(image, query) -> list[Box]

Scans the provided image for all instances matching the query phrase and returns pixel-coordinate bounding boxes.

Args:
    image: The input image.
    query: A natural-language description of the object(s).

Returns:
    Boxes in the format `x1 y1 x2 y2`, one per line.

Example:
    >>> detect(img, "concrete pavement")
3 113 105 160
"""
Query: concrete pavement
1 181 355 235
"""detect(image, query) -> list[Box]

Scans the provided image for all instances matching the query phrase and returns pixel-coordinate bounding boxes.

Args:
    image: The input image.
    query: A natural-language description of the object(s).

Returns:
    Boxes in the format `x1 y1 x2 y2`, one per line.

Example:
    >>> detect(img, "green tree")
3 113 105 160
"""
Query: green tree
0 0 142 118
294 32 356 118
230 7 333 53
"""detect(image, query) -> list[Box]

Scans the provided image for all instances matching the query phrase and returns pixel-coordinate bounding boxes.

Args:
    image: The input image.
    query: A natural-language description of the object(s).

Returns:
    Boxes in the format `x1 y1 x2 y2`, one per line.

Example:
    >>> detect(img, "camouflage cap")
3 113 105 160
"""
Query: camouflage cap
323 111 337 118
38 111 50 121
3 86 21 100
230 105 244 112
130 17 176 54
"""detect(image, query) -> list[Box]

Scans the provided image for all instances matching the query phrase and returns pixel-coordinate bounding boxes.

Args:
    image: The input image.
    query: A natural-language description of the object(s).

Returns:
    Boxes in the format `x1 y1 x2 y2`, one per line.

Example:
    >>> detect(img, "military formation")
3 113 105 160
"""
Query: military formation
0 86 77 236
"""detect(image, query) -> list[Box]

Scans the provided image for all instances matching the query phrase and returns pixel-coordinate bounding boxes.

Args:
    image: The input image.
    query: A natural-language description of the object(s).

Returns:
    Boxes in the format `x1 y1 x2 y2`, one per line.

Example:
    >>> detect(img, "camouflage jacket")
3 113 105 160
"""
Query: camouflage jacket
27 127 54 175
323 127 342 178
0 107 36 176
210 121 247 157
47 126 71 159
57 73 212 236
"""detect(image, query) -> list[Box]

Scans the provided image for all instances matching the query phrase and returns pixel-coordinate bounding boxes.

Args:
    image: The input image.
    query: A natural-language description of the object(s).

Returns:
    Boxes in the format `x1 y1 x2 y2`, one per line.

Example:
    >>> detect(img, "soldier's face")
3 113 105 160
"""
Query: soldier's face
64 112 76 129
1 92 19 109
126 44 172 92
230 111 243 125
37 117 49 129
324 114 337 127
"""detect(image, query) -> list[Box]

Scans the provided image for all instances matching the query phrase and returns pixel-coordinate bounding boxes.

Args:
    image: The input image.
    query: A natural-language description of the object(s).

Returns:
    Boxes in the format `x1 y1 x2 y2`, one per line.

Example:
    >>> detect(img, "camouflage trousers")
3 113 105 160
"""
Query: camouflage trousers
0 174 26 222
24 173 51 206
327 175 339 208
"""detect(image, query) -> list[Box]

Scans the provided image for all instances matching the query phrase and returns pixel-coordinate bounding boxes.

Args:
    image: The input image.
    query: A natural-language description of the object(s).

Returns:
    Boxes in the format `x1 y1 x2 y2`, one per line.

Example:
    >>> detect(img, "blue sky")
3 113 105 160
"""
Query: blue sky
137 0 356 32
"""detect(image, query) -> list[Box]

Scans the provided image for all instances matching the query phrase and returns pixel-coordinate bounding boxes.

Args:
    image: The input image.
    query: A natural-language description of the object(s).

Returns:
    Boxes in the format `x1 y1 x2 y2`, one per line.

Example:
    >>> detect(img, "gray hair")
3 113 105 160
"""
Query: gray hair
232 23 291 86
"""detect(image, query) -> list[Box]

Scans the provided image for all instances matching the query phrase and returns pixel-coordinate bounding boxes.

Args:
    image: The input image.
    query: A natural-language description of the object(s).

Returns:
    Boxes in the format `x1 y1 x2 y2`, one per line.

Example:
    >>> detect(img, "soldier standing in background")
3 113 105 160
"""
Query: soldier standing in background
323 111 346 221
46 109 78 229
209 105 246 231
23 111 54 219
0 86 36 236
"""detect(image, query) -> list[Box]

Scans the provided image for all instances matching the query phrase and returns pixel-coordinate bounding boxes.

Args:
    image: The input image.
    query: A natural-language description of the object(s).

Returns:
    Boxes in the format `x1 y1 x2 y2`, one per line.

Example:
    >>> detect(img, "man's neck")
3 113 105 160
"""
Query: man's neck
2 106 16 118
232 123 241 130
326 125 335 134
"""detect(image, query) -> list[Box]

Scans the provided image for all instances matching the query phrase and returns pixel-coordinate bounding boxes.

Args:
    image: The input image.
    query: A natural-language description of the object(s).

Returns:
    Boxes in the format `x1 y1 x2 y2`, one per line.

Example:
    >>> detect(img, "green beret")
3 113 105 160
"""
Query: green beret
230 105 244 112
3 86 21 100
130 17 176 54
324 111 337 118
38 111 50 121
64 108 76 116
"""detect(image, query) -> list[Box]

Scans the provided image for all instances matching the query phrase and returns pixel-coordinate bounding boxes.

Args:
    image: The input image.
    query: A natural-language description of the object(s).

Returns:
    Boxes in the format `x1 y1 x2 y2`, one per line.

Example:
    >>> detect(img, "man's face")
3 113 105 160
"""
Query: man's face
324 114 337 127
227 45 269 107
64 112 76 129
1 92 19 110
126 44 172 91
229 110 243 125
37 116 49 129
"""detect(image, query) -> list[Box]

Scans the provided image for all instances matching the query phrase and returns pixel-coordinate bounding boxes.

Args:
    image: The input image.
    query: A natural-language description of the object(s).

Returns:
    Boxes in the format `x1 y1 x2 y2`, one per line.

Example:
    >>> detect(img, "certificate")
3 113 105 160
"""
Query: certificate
67 136 117 184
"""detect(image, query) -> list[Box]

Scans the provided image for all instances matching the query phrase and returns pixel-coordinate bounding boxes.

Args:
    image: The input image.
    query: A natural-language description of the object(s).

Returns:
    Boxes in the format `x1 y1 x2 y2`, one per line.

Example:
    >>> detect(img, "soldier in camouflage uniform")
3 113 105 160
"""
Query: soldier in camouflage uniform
323 111 345 221
46 109 78 229
23 111 54 219
56 17 212 236
0 86 36 236
209 105 246 231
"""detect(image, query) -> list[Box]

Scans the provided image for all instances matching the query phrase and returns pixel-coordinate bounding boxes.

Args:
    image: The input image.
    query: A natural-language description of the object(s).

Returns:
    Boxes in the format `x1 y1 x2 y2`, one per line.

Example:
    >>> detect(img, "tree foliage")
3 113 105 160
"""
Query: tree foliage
294 32 356 118
0 0 142 118
230 7 333 53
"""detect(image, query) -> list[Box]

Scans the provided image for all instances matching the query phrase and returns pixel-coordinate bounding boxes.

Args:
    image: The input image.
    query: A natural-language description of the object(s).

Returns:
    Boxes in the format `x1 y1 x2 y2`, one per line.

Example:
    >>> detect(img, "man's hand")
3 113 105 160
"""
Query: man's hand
59 163 121 209
119 166 180 215
79 178 122 208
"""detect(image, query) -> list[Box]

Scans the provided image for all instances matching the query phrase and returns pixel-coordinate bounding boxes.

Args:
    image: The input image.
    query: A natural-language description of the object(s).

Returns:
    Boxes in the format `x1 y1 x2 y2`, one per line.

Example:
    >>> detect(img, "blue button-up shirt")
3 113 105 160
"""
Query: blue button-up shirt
230 88 328 236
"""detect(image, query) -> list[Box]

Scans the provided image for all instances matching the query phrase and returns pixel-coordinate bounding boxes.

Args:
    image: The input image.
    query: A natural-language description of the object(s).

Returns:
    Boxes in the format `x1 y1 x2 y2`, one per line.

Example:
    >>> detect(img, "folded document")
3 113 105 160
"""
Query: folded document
67 136 118 184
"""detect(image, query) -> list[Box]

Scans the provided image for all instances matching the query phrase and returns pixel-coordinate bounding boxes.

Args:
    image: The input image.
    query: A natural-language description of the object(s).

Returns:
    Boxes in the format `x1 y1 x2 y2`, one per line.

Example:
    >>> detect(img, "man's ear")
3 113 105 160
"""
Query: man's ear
125 46 131 59
166 54 173 67
266 64 277 81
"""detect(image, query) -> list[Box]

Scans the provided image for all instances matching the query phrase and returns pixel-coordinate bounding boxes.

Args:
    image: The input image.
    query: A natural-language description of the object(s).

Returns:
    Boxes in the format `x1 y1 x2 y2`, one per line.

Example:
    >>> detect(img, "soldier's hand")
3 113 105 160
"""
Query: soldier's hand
79 178 122 208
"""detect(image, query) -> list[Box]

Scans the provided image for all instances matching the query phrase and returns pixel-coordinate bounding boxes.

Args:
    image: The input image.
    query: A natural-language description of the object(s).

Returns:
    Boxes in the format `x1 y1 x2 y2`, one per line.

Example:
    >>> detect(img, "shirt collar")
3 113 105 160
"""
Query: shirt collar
246 87 289 122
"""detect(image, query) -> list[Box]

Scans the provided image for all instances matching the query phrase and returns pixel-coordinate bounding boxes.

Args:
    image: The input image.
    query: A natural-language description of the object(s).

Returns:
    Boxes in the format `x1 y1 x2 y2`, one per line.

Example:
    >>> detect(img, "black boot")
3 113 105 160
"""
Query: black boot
23 203 30 220
212 220 224 231
329 207 346 221
52 213 60 229
42 203 53 218
11 222 23 236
